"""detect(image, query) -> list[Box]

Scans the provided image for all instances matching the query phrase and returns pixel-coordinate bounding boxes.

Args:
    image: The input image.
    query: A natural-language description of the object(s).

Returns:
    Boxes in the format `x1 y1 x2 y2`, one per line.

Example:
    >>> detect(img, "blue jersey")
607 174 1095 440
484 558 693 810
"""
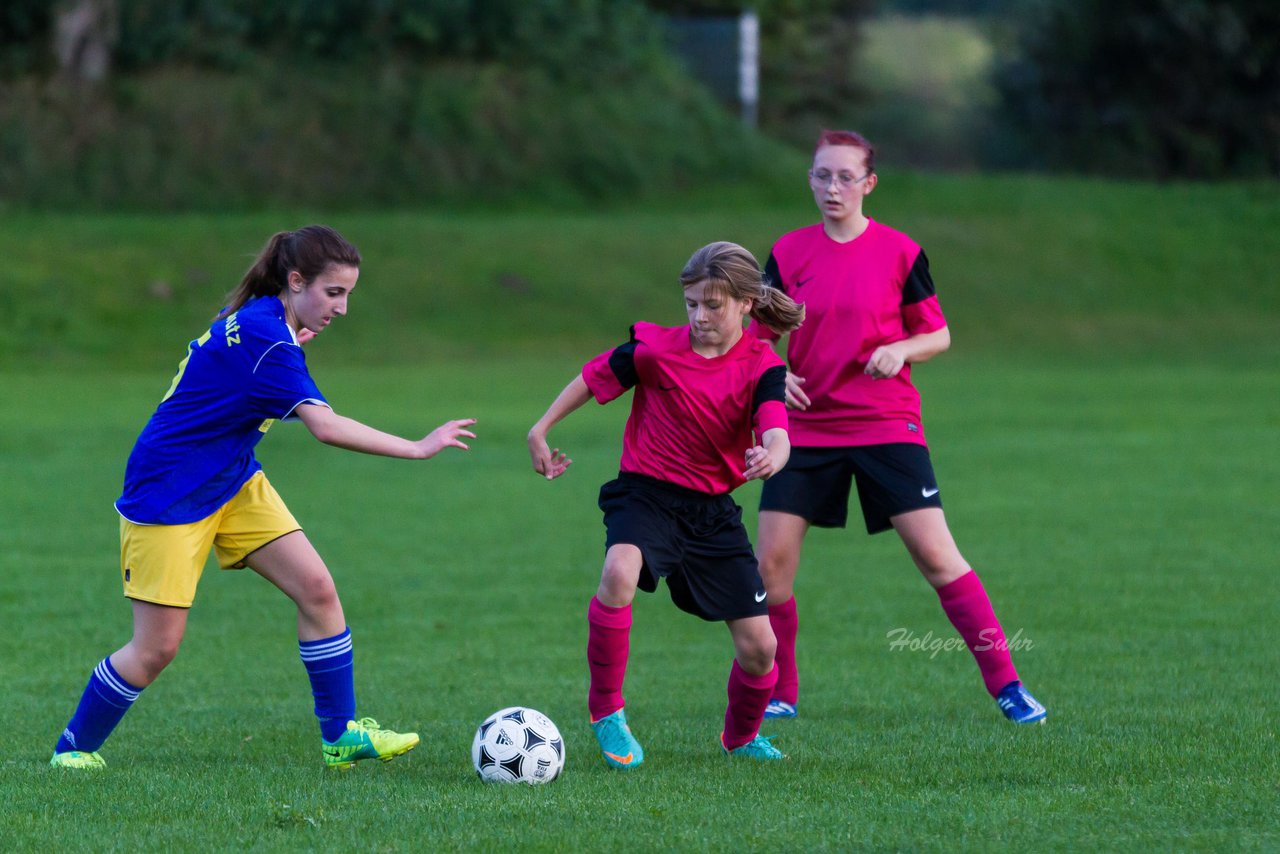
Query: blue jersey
116 296 328 525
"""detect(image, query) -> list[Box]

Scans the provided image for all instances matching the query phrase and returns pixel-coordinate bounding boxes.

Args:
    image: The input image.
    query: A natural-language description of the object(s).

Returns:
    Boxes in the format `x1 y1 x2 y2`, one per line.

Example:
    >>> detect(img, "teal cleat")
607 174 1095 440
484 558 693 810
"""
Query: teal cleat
721 732 786 761
590 708 644 769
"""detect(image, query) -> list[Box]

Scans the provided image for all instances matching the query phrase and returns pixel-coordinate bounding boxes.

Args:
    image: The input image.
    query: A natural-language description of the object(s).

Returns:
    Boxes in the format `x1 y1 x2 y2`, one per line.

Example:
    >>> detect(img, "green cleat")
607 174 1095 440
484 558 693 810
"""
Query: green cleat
50 750 107 770
721 732 786 761
321 718 419 770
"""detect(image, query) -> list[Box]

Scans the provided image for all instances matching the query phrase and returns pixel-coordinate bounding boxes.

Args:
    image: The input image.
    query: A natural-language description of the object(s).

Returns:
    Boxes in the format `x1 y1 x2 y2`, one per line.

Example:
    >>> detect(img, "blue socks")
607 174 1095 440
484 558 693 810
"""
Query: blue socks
299 627 356 742
53 630 356 754
54 657 143 755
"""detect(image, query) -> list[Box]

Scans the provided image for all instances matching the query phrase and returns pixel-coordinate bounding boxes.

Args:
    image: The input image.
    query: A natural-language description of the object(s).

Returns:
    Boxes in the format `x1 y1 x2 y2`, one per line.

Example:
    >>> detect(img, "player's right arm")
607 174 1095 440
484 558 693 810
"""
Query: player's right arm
296 403 475 460
527 374 592 480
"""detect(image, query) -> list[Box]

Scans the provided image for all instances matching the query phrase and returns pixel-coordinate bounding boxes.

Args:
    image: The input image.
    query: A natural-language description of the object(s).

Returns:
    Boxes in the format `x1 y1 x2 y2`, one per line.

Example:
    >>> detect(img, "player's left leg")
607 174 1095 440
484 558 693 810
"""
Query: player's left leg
720 616 784 759
246 531 418 767
892 508 1046 723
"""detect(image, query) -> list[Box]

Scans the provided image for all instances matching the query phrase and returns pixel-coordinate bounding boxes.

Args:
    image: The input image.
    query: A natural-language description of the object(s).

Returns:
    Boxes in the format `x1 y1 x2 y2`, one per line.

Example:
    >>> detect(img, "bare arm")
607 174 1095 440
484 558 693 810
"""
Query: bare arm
865 326 951 380
527 374 593 480
296 403 475 460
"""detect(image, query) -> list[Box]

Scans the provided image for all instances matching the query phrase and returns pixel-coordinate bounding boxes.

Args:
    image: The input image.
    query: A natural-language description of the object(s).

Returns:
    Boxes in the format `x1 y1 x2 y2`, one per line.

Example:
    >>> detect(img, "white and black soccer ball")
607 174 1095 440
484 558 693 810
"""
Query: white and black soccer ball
471 706 565 784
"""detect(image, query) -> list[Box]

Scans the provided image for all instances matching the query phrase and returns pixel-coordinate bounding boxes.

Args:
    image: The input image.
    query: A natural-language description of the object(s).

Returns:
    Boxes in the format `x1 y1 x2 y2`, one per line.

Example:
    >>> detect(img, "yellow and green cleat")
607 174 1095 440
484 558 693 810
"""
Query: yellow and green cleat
321 718 419 770
50 750 107 770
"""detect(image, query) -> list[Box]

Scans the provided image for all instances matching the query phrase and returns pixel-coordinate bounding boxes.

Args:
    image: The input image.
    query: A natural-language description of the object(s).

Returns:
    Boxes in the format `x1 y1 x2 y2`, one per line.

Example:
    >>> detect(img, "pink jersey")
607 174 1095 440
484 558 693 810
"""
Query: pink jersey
748 220 946 448
582 322 788 495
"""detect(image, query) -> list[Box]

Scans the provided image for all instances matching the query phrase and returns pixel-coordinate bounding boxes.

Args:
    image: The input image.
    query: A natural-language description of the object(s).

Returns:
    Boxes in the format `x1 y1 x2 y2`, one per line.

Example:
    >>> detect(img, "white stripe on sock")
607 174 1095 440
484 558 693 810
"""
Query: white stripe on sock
94 659 141 702
298 632 353 662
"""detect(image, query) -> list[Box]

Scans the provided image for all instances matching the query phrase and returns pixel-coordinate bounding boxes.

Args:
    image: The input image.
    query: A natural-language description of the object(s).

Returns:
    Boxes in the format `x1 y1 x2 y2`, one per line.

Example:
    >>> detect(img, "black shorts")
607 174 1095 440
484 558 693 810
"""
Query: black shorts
759 443 942 534
598 473 768 622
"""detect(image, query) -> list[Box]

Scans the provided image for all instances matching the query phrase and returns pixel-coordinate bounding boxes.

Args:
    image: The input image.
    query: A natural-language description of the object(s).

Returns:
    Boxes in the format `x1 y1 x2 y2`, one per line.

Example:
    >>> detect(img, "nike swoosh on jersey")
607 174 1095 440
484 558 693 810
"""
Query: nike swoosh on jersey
922 487 939 497
754 591 767 602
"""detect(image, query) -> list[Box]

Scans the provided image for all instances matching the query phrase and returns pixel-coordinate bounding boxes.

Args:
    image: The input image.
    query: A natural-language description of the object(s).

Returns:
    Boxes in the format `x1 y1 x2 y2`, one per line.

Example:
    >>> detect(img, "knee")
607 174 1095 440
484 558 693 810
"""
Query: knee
295 571 341 616
134 638 181 683
597 555 639 607
756 543 799 594
736 632 777 676
913 544 969 587
756 543 791 577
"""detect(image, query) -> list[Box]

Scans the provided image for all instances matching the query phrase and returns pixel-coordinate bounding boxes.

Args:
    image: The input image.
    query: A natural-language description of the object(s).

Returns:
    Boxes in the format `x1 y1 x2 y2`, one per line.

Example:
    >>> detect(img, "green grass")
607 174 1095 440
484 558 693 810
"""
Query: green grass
3 174 1279 850
5 173 1277 369
4 359 1278 851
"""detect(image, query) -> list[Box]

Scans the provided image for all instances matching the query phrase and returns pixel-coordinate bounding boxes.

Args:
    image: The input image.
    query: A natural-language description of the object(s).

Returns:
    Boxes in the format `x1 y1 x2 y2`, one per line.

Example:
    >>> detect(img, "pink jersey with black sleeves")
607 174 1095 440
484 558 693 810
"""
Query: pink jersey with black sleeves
582 322 788 495
748 220 946 448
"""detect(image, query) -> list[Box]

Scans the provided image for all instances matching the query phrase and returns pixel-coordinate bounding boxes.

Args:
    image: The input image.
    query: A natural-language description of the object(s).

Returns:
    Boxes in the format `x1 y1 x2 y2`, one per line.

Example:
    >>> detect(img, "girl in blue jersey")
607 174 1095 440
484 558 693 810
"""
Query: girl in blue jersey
51 225 476 771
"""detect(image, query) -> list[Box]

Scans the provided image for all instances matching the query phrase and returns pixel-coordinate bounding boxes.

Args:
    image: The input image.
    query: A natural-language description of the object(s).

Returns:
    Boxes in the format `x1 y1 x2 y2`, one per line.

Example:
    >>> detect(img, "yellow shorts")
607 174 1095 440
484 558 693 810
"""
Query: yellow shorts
119 471 301 608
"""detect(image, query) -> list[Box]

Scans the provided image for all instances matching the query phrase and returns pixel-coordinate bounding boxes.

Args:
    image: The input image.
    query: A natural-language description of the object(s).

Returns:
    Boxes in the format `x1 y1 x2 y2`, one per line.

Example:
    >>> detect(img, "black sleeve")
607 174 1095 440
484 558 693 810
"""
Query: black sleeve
607 326 640 389
902 250 937 305
752 364 787 414
763 252 783 291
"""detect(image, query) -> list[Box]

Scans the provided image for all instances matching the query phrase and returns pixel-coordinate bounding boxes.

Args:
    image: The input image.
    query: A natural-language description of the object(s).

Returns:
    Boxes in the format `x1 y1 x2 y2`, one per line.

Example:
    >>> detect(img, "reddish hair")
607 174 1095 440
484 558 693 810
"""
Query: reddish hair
814 129 876 174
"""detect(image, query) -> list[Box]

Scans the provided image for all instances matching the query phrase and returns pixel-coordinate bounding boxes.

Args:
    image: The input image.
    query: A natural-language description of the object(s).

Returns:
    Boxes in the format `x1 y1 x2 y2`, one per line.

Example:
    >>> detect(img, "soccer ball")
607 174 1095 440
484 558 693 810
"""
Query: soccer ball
471 707 565 784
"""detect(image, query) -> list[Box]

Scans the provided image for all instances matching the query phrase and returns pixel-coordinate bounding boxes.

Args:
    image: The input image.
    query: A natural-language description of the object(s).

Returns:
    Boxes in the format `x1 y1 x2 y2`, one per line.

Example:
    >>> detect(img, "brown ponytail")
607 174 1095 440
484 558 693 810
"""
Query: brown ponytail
217 225 361 319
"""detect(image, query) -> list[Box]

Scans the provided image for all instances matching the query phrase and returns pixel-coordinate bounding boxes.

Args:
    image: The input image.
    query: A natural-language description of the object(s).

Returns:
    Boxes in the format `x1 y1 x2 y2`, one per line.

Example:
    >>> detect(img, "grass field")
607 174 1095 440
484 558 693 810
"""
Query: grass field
3 175 1279 851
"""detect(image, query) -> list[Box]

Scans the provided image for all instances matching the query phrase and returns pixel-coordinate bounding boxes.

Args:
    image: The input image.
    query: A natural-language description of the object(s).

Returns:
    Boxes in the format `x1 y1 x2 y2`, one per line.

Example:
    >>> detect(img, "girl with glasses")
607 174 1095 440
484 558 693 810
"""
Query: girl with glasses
751 130 1047 725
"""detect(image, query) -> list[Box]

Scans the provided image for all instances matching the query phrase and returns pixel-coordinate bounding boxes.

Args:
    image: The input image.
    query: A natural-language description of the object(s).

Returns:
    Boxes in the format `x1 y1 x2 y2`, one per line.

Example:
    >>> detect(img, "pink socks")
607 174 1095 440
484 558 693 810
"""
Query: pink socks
723 660 778 751
586 596 632 721
936 570 1019 696
767 598 799 705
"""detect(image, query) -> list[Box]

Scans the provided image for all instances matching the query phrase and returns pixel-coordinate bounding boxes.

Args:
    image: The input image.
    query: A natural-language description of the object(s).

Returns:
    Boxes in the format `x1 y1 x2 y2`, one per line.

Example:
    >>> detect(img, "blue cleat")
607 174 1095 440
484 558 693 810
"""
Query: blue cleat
721 732 786 760
997 681 1047 724
591 708 644 769
763 700 797 719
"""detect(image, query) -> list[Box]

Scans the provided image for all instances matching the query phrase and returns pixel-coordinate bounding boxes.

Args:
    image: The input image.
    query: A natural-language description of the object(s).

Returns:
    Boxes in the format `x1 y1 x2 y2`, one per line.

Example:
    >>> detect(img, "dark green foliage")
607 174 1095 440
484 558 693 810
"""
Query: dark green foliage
0 0 797 209
995 0 1280 178
16 0 668 75
0 0 53 76
877 0 1016 14
0 56 793 210
645 0 877 148
0 1 670 83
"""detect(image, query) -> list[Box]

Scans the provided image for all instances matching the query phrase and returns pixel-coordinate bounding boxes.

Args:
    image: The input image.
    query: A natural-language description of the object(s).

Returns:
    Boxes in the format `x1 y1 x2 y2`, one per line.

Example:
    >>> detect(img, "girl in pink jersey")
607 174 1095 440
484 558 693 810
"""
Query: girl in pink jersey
749 130 1047 724
528 242 805 765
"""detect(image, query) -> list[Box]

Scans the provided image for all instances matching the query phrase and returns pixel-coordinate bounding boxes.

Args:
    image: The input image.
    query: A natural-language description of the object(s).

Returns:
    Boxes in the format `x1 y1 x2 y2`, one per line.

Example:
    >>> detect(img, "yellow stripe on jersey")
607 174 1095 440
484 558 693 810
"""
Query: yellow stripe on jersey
160 329 213 403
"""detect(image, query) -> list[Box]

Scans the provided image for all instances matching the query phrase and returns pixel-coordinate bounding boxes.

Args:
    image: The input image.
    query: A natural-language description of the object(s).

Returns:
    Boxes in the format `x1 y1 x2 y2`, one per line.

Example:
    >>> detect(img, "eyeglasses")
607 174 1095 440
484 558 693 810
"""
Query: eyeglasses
809 170 871 188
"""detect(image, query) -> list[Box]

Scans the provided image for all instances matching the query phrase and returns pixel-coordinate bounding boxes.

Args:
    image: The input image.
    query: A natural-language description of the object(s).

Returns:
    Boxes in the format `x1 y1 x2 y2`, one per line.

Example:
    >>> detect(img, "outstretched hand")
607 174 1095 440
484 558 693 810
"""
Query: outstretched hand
417 418 477 459
528 431 572 480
